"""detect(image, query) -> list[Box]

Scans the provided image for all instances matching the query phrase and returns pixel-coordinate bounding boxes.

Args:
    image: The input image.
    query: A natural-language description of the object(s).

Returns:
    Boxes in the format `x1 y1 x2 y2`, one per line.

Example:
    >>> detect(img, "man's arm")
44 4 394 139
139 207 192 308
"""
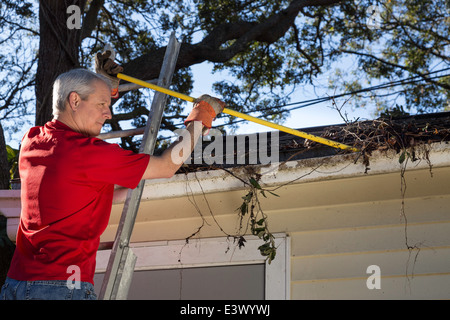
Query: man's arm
141 95 225 180
142 120 203 179
94 51 224 180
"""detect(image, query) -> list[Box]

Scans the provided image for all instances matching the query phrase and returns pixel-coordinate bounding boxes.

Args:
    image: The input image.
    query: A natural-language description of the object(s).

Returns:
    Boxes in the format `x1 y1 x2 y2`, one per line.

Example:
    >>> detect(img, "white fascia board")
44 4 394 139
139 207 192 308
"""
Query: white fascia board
110 142 450 203
2 142 450 209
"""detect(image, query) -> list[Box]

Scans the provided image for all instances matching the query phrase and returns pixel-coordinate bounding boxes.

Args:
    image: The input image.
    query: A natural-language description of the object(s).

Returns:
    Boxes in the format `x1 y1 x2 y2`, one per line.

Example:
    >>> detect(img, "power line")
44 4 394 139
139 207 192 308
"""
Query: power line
264 66 450 112
130 67 450 143
166 67 450 129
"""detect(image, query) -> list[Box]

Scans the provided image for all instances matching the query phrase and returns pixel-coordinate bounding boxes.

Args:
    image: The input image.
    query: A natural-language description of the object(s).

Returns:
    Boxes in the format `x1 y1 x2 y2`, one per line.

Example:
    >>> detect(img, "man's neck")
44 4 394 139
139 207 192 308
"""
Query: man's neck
54 113 75 131
53 112 89 136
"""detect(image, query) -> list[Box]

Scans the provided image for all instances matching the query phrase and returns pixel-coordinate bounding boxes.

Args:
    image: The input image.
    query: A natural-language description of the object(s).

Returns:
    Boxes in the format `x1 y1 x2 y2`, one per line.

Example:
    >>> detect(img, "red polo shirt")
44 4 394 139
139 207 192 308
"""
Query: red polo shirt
8 120 150 285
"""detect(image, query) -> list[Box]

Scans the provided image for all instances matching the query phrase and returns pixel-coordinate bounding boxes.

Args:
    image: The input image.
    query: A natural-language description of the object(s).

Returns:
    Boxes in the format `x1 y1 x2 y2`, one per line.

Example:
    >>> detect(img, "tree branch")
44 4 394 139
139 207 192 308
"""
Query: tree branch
341 49 450 90
292 23 321 72
107 106 149 122
121 0 343 83
81 0 105 40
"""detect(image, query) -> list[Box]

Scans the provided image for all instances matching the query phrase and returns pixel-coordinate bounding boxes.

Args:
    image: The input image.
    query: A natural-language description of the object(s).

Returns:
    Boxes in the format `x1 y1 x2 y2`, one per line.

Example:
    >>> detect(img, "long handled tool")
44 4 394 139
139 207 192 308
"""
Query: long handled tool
117 73 360 152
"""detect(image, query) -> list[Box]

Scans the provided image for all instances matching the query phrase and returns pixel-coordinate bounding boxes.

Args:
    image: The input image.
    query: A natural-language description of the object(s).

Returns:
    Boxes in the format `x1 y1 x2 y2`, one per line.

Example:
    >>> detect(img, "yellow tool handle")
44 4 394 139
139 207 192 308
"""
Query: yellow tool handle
118 73 195 103
117 73 359 152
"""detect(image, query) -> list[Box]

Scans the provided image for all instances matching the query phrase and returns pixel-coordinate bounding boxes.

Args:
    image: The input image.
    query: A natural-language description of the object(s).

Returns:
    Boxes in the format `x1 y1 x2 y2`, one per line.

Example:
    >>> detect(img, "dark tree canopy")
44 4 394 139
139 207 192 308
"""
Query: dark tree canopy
0 0 449 185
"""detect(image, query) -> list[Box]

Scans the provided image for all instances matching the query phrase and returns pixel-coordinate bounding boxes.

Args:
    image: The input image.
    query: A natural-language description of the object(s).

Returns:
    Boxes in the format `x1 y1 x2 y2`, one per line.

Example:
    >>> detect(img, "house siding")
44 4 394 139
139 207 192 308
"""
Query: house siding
290 214 450 299
100 156 450 299
2 143 450 299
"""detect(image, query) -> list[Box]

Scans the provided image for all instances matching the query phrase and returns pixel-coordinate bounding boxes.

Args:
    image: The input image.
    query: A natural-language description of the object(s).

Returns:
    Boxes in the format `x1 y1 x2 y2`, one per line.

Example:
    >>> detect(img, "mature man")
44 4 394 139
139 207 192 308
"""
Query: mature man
0 55 225 300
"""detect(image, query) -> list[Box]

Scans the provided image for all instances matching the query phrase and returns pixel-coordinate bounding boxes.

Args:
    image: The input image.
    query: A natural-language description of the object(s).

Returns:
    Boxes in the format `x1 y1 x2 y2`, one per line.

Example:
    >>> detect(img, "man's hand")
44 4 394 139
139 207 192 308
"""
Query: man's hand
185 94 226 131
95 49 123 98
194 94 226 117
143 95 225 180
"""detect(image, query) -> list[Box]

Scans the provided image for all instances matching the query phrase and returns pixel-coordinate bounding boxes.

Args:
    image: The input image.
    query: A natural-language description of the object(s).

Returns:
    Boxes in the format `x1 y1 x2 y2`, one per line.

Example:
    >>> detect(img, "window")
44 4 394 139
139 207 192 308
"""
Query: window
94 233 289 300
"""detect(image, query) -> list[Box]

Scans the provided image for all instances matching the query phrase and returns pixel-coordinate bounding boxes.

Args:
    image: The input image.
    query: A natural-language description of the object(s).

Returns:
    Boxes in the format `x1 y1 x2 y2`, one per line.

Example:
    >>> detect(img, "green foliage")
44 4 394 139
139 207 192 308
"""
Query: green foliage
379 104 410 119
198 0 289 27
398 149 409 164
1 0 34 17
0 0 37 137
237 176 278 264
6 145 19 180
325 0 450 114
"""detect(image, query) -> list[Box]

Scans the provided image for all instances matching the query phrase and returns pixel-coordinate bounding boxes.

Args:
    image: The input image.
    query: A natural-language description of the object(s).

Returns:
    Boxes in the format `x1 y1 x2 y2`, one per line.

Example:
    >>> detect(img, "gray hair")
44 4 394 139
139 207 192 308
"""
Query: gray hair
52 68 112 116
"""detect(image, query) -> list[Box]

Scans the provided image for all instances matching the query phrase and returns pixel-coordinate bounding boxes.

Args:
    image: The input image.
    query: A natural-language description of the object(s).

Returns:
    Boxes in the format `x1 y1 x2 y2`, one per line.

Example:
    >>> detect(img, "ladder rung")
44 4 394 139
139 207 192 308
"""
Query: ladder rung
97 127 145 140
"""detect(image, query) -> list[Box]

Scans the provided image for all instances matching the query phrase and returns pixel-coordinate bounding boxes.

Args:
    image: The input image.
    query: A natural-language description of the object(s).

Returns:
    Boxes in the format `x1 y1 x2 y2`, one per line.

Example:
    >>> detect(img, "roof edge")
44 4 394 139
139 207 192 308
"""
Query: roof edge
107 141 450 203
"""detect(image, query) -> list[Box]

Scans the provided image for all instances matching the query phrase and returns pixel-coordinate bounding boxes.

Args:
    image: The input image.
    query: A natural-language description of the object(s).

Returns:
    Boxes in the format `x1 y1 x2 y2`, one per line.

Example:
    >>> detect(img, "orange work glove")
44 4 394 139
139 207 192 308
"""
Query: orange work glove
184 94 226 129
95 49 123 98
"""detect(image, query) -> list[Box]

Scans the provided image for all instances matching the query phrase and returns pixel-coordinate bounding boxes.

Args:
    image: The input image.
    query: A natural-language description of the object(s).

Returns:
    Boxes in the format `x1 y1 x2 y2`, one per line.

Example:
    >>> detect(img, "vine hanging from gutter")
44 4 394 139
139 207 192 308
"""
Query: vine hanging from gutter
318 108 449 281
180 108 450 267
237 174 278 264
182 168 279 264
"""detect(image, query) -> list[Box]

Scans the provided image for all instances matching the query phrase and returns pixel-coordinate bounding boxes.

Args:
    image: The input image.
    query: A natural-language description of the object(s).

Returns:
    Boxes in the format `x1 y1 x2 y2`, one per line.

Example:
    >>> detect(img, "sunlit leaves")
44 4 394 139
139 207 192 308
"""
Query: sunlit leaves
236 176 278 263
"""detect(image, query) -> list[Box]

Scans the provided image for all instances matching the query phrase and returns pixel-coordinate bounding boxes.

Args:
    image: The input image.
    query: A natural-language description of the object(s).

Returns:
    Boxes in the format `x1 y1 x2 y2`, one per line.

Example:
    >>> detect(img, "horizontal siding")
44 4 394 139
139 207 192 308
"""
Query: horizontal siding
290 219 450 300
291 274 450 300
101 166 450 300
103 193 450 243
290 221 450 256
292 247 450 281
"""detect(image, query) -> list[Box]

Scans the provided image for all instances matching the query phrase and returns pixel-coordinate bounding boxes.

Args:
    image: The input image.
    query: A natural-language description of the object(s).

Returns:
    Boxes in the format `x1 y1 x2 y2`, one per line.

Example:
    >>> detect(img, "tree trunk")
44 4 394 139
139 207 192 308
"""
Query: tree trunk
35 0 86 126
0 122 14 287
0 121 10 190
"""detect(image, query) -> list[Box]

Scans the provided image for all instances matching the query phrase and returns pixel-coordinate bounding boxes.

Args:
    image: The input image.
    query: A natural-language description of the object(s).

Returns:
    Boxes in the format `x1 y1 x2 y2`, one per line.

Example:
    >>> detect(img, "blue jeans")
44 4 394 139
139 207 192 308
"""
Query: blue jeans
0 277 97 300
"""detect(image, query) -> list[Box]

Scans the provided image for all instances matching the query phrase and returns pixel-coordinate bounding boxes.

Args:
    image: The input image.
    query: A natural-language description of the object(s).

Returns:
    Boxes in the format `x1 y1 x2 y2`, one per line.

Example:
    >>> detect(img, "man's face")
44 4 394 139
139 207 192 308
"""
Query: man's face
71 80 112 136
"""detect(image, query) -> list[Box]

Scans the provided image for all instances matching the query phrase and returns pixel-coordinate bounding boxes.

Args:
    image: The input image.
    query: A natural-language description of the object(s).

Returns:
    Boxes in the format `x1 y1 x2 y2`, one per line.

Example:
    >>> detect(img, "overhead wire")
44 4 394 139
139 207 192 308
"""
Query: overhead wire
163 67 450 131
117 67 450 143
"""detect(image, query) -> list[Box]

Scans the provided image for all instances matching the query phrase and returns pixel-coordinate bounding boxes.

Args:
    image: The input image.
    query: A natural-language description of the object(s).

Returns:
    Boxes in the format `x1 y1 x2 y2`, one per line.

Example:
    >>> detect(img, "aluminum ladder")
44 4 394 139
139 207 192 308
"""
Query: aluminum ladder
98 33 181 300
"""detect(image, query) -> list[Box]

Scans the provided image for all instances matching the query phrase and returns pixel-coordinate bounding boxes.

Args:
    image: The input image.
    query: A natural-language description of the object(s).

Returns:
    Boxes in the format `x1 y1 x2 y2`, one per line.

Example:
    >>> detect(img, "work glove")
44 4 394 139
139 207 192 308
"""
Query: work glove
95 48 123 98
185 94 226 134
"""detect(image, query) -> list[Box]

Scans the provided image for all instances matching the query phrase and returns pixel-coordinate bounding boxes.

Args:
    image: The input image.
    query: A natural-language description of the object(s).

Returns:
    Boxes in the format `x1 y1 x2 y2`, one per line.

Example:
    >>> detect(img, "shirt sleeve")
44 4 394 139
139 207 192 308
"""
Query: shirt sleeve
80 138 150 189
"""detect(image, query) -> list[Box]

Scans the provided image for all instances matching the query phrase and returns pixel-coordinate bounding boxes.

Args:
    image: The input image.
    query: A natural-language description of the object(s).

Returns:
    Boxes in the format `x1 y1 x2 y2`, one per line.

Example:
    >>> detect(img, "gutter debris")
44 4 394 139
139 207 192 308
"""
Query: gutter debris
177 111 450 174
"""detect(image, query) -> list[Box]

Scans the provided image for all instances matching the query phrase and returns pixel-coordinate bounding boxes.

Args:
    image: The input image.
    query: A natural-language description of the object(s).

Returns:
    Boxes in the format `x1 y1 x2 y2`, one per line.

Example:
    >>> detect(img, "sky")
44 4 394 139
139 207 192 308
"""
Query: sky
6 57 376 150
5 62 375 150
4 15 379 150
3 1 384 150
188 62 375 135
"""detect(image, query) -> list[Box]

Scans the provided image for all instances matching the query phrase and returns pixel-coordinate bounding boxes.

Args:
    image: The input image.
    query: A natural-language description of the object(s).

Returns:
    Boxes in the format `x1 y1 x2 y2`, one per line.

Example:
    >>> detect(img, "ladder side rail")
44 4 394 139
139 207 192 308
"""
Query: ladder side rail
98 33 181 300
